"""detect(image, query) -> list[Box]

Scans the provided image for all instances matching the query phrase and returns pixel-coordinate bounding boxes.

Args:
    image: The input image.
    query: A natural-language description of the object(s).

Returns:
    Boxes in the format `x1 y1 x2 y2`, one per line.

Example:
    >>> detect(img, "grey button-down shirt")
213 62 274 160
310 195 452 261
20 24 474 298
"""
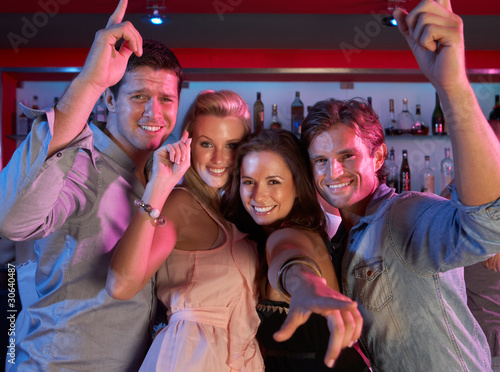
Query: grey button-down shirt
0 108 155 371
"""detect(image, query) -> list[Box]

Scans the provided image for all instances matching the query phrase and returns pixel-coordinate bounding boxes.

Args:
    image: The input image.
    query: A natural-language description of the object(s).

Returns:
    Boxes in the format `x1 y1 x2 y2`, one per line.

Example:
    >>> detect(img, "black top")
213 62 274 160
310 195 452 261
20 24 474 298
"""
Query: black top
256 299 368 371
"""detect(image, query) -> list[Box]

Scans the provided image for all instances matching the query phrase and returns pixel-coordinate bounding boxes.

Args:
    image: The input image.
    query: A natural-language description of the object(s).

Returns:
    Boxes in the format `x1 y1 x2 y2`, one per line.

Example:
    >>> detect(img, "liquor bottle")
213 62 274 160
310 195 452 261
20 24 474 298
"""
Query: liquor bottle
27 95 39 133
489 94 500 121
420 155 435 193
269 104 282 131
385 147 399 192
95 95 107 122
385 99 398 135
400 149 411 192
367 97 372 106
291 91 304 137
440 147 454 191
16 100 29 136
253 92 264 132
412 104 428 135
432 92 446 135
397 98 414 134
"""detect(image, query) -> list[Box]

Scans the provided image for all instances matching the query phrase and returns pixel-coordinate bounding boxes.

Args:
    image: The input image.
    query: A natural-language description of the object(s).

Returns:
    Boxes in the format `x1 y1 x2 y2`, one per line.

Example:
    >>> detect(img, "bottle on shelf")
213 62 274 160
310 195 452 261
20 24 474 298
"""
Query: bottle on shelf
420 155 435 193
253 92 264 133
397 98 414 134
291 91 304 137
412 104 429 135
432 92 446 135
440 147 454 192
269 104 282 131
385 147 399 192
95 95 107 122
489 94 500 121
400 149 411 192
367 97 372 106
385 98 399 135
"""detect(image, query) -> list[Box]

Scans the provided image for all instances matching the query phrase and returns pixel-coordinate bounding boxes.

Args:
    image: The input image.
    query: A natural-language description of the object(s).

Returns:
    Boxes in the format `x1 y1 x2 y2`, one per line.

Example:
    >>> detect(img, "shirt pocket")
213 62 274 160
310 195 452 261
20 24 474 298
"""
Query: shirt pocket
354 257 393 312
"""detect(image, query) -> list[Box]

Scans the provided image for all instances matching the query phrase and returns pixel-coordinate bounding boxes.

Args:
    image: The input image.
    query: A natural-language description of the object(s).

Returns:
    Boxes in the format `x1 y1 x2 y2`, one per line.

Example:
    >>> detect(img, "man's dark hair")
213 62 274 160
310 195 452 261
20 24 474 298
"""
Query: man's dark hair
108 39 183 99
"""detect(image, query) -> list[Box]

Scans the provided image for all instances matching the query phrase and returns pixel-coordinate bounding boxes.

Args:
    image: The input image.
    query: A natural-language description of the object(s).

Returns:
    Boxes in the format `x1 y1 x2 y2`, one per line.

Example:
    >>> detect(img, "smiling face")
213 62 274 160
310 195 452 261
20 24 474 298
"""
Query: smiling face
191 115 246 190
239 150 297 228
308 124 385 214
106 66 179 159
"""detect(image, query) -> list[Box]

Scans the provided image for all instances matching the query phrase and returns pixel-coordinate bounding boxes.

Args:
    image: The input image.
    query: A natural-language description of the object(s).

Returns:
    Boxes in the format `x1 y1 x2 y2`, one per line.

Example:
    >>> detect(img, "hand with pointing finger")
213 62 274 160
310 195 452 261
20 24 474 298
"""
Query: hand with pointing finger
78 0 143 94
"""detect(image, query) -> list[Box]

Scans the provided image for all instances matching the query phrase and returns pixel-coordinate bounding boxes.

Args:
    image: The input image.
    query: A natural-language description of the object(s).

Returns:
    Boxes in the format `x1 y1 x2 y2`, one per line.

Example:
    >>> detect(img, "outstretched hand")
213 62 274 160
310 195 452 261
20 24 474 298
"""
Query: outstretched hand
151 131 192 186
78 0 143 93
273 271 363 368
394 0 467 92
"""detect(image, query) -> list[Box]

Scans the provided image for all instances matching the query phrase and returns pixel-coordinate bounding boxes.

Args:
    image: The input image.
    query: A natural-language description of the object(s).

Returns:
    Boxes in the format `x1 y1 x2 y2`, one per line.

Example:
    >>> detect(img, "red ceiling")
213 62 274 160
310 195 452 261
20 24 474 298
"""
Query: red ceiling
4 0 500 15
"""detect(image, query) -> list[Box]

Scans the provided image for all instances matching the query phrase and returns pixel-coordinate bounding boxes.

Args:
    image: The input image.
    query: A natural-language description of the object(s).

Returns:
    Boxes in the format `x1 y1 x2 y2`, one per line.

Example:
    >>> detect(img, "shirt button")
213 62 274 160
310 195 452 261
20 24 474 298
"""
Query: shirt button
56 153 62 158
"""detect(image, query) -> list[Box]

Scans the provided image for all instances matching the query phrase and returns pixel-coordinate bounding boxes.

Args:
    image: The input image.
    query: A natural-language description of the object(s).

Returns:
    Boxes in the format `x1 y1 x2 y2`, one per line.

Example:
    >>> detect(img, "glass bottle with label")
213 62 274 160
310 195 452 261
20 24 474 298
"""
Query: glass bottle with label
291 91 304 137
432 92 446 135
253 92 264 132
420 155 435 193
412 104 428 135
440 147 454 192
385 98 398 135
385 147 399 192
400 149 411 192
269 104 282 131
397 98 414 134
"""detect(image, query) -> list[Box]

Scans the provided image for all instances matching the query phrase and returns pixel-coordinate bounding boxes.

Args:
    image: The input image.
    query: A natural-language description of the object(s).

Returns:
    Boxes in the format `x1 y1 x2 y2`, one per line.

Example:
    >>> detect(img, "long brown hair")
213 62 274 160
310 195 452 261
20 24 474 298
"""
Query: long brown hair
222 129 329 298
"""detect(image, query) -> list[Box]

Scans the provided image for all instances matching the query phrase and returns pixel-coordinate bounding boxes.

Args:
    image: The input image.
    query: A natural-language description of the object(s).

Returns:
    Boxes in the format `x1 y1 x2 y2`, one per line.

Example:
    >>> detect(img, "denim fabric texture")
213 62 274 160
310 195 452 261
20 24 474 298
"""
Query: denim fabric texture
332 184 500 372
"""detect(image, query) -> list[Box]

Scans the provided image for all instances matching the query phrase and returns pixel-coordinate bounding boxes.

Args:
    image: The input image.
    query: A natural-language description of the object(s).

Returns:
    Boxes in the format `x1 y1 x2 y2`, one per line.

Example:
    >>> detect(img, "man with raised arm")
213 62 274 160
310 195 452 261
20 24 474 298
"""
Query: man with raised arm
0 0 183 370
272 0 500 370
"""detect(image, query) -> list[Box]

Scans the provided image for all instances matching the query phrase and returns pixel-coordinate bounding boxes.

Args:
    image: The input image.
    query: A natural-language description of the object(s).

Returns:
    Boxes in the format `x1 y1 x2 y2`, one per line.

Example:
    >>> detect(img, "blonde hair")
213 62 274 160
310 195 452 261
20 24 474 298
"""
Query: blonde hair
181 90 251 217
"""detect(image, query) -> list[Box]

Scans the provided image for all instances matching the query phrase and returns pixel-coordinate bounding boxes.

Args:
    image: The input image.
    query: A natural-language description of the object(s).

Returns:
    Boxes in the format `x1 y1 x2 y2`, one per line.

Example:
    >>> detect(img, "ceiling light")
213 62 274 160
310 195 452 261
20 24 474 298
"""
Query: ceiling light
382 16 398 27
141 1 170 26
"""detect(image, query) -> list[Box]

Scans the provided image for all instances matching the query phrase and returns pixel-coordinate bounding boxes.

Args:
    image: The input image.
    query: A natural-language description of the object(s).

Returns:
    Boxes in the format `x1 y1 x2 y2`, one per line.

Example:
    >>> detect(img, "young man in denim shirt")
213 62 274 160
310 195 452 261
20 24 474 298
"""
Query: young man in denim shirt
281 1 500 371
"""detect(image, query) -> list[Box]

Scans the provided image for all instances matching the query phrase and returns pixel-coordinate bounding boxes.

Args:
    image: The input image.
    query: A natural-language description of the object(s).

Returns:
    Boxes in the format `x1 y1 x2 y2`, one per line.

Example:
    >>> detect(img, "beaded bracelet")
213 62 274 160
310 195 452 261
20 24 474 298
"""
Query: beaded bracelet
276 255 322 302
134 199 167 226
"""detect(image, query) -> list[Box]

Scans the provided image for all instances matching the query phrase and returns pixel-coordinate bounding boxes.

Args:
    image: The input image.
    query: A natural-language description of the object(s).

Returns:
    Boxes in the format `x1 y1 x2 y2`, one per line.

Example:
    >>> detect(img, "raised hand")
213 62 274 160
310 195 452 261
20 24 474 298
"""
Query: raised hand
394 0 467 92
273 270 362 368
151 131 192 187
51 0 143 157
79 0 143 94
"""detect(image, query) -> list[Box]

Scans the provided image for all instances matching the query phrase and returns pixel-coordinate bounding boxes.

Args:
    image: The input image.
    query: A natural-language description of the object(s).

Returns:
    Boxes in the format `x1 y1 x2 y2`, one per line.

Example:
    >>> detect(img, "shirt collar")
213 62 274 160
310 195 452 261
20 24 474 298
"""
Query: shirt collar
90 122 138 174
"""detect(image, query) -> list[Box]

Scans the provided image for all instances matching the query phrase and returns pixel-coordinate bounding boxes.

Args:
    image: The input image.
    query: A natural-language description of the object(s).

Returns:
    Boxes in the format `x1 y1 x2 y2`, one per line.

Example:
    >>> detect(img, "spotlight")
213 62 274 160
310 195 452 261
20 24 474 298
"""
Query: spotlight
142 8 171 25
382 16 398 27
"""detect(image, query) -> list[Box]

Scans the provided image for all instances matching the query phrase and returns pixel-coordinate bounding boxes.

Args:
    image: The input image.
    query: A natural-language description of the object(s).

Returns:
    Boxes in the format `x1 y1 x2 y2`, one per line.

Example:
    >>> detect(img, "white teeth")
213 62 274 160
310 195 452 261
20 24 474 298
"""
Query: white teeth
140 125 161 132
328 181 350 189
209 168 226 174
254 206 274 213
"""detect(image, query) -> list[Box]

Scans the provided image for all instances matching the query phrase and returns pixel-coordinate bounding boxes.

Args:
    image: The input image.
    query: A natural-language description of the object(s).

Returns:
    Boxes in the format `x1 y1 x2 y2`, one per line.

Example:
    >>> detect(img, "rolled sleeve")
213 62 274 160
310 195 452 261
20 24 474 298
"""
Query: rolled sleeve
0 107 95 240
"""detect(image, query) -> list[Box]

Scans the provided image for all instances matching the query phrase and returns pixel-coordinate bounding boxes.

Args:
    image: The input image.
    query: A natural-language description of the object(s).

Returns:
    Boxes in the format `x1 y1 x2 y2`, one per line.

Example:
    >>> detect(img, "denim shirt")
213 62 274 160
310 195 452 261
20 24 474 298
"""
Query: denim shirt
0 108 155 371
332 184 500 372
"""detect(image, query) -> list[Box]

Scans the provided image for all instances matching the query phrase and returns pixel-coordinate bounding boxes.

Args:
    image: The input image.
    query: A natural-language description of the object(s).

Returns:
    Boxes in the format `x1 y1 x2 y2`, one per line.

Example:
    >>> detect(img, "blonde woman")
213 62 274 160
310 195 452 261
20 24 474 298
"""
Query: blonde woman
106 90 264 371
